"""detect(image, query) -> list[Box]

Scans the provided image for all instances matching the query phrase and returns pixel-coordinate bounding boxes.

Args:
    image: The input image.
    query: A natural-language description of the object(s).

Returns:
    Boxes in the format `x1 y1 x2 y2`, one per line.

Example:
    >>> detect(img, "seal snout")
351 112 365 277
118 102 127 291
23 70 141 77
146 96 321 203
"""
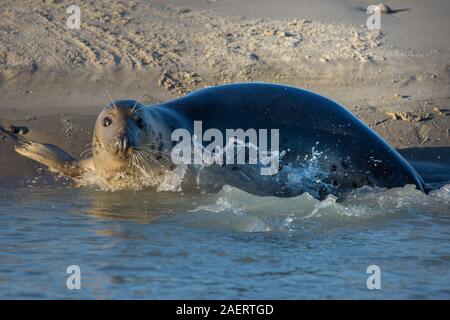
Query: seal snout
114 135 134 159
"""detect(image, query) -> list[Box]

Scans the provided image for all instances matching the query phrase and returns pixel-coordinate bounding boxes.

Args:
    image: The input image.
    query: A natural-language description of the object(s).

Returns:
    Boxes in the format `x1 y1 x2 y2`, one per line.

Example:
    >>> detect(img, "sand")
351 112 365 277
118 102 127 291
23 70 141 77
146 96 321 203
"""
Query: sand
0 0 449 177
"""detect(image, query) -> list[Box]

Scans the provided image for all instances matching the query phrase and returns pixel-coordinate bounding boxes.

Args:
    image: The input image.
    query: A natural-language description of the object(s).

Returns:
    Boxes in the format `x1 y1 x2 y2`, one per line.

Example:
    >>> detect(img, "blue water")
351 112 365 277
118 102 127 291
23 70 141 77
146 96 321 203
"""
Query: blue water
0 167 449 299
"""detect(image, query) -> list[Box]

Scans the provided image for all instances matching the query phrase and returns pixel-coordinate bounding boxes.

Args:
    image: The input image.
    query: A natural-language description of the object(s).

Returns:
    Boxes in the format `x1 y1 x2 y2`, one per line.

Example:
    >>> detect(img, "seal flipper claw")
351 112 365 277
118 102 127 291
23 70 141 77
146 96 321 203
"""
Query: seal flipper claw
15 140 84 177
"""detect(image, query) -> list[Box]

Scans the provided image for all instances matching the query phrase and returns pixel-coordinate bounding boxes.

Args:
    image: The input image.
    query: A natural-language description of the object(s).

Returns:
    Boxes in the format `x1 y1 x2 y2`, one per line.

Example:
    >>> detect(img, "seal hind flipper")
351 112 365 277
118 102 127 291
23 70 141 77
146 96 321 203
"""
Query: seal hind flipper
15 140 87 177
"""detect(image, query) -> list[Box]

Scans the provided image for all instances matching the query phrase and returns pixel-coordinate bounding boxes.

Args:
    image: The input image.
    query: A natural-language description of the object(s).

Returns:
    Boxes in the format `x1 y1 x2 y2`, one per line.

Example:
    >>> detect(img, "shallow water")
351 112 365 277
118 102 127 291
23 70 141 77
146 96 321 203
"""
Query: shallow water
0 162 450 299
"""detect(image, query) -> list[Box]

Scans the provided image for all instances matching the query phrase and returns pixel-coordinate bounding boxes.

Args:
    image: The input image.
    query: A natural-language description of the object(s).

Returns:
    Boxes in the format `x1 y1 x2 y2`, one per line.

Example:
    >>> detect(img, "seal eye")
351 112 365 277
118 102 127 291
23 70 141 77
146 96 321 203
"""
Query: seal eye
135 116 145 129
103 116 113 127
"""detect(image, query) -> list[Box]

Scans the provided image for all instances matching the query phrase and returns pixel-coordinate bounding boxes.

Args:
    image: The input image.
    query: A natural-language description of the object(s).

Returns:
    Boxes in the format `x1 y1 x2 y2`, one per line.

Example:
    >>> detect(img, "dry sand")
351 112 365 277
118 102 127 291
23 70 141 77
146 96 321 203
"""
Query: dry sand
0 0 449 177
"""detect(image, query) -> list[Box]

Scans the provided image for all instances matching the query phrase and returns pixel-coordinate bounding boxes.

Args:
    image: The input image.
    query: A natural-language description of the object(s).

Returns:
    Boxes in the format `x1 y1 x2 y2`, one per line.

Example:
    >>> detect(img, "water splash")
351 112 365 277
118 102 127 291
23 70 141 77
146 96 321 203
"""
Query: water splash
186 183 450 232
76 164 188 192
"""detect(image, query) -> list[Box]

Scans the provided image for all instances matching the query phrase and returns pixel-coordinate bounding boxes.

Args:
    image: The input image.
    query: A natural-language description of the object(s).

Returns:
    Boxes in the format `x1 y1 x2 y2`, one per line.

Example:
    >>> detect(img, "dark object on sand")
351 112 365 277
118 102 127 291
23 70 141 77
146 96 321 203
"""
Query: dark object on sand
4 124 29 135
357 3 411 14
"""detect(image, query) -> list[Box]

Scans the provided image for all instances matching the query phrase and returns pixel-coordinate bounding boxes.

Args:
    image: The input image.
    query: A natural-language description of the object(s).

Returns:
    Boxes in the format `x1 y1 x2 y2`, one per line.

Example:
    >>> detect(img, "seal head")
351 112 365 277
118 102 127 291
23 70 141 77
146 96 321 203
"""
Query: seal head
93 100 147 175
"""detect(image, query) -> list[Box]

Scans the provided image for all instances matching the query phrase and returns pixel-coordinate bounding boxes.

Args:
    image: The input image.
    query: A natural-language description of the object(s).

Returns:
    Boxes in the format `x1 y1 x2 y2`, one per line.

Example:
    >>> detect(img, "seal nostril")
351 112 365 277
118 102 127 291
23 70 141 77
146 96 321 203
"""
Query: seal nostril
122 136 128 151
116 136 131 155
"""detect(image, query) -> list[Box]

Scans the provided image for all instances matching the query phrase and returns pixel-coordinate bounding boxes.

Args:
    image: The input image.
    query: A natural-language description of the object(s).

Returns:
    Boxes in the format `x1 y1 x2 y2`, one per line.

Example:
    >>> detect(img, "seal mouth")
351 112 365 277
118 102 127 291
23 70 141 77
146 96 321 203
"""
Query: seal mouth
113 146 135 160
114 149 134 160
112 135 135 160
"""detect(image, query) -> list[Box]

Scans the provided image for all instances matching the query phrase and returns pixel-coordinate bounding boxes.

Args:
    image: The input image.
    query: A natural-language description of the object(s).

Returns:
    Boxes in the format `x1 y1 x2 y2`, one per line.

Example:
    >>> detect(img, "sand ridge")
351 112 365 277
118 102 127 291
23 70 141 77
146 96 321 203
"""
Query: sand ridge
0 1 400 89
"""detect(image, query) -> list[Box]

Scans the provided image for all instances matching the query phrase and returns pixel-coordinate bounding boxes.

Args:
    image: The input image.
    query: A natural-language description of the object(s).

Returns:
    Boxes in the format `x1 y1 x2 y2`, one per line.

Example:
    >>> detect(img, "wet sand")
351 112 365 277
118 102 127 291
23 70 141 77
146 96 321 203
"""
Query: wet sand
0 0 449 177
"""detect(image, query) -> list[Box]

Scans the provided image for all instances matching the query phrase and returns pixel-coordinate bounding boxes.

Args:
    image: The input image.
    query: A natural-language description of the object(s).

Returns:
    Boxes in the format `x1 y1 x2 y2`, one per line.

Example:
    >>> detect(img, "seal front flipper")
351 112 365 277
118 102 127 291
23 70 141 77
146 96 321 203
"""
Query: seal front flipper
14 140 88 178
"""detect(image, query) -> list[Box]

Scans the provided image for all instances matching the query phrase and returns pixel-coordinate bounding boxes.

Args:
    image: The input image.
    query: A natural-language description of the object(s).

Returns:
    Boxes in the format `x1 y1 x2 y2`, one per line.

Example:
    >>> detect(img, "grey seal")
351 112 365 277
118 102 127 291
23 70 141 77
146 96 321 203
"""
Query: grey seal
13 83 426 199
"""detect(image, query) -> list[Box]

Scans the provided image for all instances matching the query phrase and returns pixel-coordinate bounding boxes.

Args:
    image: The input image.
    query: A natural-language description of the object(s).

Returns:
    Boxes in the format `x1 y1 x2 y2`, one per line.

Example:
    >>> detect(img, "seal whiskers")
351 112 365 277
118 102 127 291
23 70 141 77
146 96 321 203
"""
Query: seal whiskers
131 151 155 180
104 89 118 111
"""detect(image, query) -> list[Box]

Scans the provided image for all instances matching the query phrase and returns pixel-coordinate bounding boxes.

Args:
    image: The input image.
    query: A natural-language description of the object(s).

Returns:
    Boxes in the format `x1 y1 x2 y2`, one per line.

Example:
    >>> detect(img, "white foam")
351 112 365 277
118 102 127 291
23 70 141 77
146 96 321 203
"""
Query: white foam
186 183 450 232
76 164 188 192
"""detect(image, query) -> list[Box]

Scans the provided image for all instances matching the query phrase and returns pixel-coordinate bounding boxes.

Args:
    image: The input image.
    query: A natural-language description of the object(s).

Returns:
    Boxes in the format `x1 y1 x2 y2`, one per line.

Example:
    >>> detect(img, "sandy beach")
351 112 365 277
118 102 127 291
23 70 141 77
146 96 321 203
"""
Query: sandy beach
0 0 449 177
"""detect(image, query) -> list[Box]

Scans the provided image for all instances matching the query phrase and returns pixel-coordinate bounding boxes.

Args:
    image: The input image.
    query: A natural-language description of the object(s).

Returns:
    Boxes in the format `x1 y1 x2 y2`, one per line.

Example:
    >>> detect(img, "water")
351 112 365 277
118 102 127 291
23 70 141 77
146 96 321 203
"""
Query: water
0 164 449 299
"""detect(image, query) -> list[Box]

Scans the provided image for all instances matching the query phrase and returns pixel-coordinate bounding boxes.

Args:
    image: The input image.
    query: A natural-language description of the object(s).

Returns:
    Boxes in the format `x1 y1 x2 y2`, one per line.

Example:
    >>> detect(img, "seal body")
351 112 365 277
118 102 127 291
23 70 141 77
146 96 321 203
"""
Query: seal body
160 83 426 198
14 83 426 199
